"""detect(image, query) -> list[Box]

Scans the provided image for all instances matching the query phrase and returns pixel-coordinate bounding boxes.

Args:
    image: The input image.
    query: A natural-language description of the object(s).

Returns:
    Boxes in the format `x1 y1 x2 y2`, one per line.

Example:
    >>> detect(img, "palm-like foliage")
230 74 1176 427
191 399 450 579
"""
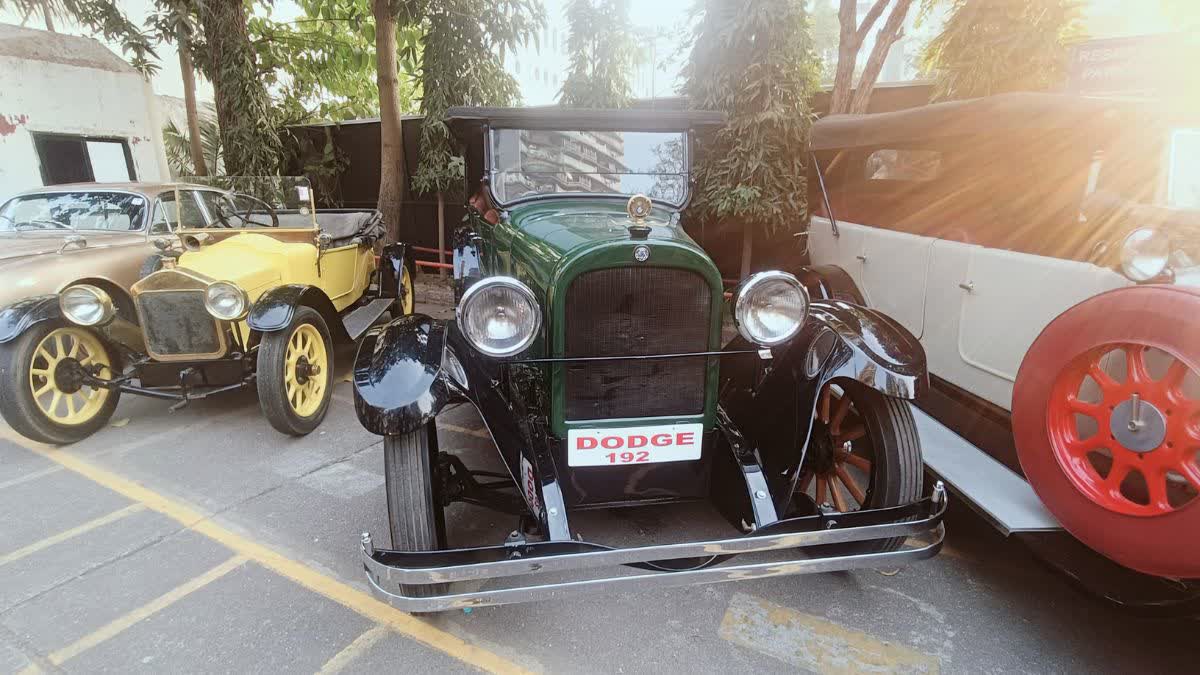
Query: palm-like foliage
163 117 222 177
920 0 1084 101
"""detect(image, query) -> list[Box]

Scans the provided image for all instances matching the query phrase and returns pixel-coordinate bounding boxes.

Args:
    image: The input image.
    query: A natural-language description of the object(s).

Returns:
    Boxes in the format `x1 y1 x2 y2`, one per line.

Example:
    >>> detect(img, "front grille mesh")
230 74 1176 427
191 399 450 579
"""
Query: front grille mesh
137 291 222 356
563 267 711 420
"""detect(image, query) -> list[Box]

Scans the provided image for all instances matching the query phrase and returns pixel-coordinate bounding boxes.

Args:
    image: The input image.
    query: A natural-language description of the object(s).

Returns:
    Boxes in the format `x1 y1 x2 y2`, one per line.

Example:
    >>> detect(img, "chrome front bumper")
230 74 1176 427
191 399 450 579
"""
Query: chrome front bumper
361 484 948 612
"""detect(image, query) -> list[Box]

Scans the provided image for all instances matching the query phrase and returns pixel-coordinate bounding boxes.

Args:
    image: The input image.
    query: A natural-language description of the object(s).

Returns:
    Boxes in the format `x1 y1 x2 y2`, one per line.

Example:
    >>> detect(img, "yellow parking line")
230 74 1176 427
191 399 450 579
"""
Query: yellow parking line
439 422 492 440
9 434 530 675
0 464 64 490
316 624 391 674
0 503 145 567
48 555 248 665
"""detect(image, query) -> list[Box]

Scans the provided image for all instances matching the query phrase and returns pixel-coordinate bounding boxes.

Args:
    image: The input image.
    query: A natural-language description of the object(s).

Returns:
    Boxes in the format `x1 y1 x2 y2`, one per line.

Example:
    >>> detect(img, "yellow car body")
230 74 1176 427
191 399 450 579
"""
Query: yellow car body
0 185 413 445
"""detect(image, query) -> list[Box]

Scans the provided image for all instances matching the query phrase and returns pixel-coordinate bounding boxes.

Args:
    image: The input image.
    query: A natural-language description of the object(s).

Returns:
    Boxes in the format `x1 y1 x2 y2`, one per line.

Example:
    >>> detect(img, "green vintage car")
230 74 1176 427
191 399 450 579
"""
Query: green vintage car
352 107 946 612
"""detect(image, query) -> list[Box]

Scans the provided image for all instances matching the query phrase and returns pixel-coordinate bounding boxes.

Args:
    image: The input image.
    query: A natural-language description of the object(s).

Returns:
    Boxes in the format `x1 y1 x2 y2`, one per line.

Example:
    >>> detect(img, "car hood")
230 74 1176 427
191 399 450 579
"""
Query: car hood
174 233 288 297
503 198 709 287
0 231 146 262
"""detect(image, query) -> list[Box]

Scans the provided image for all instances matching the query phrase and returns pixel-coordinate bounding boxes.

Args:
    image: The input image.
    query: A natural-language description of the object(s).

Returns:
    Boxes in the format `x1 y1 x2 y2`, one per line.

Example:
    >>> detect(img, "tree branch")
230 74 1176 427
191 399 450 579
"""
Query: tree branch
854 0 890 45
848 0 914 113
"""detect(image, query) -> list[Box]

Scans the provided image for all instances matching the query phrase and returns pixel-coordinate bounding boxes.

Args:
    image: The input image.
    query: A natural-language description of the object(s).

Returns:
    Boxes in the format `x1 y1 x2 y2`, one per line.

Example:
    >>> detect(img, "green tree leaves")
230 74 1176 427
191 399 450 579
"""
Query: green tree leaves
920 0 1084 101
411 0 543 195
559 0 636 108
682 0 819 238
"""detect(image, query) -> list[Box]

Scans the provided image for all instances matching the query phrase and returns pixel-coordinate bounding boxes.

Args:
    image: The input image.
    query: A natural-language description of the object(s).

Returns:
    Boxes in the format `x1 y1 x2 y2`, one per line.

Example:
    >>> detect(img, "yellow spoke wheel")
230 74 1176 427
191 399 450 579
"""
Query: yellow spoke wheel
399 266 415 315
283 323 329 418
29 327 113 426
0 320 121 445
257 306 333 436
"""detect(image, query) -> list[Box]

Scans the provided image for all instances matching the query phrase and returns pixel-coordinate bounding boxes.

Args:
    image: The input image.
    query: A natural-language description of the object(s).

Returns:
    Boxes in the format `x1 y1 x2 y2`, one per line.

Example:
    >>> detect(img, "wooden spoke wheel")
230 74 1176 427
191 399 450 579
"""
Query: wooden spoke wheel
796 379 923 553
258 306 334 436
0 320 120 444
800 382 874 513
283 323 329 418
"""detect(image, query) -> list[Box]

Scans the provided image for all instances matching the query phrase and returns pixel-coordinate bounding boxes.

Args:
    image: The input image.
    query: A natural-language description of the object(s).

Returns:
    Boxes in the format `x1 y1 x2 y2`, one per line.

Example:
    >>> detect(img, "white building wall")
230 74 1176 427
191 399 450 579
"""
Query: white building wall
0 52 170 201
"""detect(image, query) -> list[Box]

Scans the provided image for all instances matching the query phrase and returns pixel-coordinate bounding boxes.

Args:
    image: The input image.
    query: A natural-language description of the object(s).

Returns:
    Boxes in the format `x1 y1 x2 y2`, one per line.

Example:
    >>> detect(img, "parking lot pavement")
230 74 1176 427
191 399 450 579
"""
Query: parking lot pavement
2 298 1198 674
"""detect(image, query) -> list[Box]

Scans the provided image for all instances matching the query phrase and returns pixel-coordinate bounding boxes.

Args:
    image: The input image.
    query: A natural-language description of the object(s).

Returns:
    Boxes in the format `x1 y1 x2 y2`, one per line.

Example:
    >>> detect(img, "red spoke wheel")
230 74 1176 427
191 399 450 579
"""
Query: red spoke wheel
1013 286 1200 579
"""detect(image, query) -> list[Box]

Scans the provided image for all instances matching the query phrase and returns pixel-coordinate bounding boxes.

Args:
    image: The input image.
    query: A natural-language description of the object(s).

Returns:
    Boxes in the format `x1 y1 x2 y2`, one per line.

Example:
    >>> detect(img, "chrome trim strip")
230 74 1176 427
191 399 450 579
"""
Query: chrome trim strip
364 524 944 612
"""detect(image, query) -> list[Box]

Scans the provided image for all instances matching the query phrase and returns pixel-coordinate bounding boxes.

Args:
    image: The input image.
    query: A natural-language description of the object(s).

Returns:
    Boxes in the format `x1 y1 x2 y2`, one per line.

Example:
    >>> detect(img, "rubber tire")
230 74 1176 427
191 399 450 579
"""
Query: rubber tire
384 422 448 602
814 380 924 554
257 306 334 436
0 320 120 445
139 253 165 279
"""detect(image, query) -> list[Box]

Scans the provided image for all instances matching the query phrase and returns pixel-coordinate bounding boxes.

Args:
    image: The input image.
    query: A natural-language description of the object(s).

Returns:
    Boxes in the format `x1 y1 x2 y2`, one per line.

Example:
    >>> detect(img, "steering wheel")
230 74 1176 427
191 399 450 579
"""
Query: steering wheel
227 193 279 228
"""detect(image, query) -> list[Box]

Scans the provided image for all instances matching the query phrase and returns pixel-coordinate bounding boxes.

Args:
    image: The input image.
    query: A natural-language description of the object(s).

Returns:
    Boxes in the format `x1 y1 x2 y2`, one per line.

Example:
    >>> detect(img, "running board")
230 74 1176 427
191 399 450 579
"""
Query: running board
912 406 1060 535
343 298 393 340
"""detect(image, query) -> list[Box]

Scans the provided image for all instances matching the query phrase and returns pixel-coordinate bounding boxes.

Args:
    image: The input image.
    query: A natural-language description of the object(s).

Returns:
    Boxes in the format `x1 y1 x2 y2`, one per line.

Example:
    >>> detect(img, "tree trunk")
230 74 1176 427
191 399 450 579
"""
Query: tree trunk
178 43 208 176
828 0 859 115
197 0 280 176
437 191 446 277
848 0 914 114
374 0 409 242
739 224 753 280
41 1 55 31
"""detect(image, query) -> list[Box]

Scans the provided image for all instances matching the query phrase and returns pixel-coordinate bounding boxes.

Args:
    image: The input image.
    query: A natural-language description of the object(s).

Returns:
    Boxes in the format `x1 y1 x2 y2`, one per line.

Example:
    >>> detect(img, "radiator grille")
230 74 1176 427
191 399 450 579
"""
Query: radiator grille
563 267 711 420
137 290 223 357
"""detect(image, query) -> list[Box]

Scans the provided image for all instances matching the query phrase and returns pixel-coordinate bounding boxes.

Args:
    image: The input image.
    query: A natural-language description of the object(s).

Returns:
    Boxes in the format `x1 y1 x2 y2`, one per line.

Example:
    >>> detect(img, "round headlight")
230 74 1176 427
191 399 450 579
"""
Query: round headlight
59 284 114 327
733 271 809 346
457 277 541 357
1120 228 1171 282
204 282 248 321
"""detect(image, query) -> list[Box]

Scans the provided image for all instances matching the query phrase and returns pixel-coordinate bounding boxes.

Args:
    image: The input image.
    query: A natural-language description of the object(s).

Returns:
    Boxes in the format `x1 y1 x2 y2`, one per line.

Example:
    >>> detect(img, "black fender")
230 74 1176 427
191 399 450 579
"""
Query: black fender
353 314 454 436
0 295 61 344
353 313 554 528
376 242 412 300
721 299 927 510
247 284 351 344
795 264 865 304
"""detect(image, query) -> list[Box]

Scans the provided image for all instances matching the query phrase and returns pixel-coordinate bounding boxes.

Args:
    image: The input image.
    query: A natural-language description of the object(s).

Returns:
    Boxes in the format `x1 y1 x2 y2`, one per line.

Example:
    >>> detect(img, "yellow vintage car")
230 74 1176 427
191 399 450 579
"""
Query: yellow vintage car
0 178 415 444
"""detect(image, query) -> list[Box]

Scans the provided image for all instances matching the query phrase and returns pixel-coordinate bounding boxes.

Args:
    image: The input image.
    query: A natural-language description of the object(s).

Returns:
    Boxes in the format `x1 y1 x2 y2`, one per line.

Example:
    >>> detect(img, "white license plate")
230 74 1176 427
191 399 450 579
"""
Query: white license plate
567 423 704 467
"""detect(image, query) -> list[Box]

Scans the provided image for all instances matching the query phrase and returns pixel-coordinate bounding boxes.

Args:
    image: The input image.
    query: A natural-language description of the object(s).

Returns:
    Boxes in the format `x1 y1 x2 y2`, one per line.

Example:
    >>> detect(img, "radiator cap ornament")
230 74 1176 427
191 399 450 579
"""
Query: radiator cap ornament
626 194 652 240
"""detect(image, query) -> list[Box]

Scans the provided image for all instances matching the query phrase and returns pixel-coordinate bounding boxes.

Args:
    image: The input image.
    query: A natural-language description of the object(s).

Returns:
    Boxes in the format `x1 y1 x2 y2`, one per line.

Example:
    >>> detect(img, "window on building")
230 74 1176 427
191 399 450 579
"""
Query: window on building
32 133 136 186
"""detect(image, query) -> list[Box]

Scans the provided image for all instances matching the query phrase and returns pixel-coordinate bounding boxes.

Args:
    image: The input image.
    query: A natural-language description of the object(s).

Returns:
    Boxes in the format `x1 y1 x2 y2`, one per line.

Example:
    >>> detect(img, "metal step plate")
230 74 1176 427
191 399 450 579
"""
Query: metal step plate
343 298 393 340
912 405 1061 535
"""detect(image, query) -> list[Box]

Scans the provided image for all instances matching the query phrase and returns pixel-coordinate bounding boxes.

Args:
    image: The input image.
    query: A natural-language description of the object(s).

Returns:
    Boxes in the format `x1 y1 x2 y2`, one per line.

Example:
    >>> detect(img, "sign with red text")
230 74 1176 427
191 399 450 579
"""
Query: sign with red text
567 423 704 467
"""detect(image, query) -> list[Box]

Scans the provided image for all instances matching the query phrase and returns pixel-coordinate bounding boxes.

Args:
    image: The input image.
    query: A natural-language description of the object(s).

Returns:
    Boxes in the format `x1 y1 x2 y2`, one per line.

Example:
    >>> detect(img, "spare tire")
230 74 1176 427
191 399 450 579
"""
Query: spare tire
1012 285 1200 579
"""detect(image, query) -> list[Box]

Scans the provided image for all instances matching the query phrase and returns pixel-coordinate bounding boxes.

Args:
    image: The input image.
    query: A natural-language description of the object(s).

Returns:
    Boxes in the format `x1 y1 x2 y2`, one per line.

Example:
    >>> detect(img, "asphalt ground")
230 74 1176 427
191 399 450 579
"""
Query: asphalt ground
1 285 1197 674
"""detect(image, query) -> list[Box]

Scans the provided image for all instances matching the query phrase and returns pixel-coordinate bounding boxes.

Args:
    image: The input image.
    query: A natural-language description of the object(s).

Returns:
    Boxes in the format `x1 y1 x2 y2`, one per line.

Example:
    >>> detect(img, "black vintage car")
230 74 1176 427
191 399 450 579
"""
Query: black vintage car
352 107 946 611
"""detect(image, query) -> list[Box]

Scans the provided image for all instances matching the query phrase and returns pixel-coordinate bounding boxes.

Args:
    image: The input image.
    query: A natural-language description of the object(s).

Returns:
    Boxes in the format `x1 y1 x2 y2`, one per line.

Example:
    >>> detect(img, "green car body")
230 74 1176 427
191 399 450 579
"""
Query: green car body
477 198 725 437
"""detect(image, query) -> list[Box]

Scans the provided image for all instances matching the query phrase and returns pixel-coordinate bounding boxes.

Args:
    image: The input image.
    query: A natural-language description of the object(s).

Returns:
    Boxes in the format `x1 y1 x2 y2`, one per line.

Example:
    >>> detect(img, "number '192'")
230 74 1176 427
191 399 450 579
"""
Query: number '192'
606 451 650 464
